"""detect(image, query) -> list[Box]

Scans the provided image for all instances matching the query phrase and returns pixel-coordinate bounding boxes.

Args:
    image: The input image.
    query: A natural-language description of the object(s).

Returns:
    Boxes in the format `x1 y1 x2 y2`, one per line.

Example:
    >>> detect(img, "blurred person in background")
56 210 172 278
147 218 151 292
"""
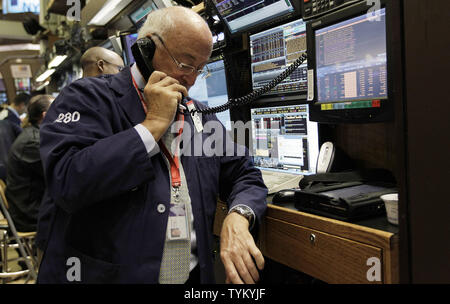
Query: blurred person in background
5 95 54 232
0 93 31 180
0 93 31 126
80 47 125 77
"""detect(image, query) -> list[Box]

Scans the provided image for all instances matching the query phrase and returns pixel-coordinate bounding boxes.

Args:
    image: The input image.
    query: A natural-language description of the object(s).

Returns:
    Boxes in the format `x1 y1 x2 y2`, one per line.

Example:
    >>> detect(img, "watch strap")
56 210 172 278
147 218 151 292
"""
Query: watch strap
228 204 255 230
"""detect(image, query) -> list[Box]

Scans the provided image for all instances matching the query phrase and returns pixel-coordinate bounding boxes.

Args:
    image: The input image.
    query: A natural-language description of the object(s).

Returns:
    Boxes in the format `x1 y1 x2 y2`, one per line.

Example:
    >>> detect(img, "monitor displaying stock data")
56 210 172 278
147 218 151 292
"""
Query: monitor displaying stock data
212 0 295 35
249 19 308 97
315 8 388 107
250 104 319 175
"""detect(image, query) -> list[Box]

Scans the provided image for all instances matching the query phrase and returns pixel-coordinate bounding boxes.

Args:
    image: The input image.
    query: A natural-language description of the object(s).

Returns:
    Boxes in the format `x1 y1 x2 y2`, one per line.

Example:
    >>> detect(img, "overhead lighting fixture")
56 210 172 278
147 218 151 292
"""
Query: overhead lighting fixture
48 55 68 68
35 80 50 91
88 0 133 26
0 44 41 52
36 69 55 82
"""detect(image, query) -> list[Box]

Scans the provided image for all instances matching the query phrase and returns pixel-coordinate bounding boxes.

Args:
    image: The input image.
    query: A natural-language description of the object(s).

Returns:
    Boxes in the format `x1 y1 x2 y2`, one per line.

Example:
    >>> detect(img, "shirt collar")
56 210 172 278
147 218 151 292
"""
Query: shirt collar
130 63 146 90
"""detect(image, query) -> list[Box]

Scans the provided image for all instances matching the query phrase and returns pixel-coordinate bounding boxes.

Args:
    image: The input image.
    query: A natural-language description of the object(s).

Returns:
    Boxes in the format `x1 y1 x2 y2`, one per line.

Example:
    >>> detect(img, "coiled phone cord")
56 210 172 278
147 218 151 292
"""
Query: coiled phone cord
192 52 307 115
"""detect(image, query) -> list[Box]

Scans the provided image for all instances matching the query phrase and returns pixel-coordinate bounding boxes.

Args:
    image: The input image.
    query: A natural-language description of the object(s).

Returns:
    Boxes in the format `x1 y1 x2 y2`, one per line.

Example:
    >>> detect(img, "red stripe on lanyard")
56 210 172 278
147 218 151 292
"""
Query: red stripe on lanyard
131 74 148 114
131 72 185 188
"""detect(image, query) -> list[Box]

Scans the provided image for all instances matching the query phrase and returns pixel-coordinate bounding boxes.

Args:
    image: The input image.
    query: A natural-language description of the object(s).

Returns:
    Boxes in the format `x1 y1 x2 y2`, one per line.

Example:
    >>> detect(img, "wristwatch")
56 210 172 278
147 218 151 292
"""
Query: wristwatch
229 205 255 229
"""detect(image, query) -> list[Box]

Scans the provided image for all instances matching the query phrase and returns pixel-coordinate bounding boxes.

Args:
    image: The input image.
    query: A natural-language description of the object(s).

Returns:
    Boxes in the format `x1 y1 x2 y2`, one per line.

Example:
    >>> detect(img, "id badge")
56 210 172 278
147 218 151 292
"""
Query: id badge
186 101 203 133
167 203 190 241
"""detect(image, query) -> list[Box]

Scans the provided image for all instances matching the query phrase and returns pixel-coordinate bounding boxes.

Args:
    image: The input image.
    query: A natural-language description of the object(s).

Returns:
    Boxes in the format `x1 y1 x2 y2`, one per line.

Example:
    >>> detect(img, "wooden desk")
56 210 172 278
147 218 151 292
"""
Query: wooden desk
213 201 399 284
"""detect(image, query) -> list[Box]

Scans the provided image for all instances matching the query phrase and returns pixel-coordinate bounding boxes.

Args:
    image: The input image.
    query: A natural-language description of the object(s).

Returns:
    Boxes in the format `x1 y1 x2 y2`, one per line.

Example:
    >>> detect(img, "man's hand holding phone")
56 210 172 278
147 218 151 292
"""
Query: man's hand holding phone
141 71 188 141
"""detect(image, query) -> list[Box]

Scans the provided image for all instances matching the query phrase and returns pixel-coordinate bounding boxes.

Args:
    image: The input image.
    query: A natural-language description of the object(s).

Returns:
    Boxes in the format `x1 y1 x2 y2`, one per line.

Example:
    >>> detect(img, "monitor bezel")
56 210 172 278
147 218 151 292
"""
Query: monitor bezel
208 0 301 38
307 0 394 124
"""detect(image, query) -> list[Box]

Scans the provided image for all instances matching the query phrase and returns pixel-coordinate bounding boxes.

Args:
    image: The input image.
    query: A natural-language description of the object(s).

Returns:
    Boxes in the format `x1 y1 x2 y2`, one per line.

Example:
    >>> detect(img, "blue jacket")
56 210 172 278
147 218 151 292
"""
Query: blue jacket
37 68 267 283
4 108 22 126
0 120 21 180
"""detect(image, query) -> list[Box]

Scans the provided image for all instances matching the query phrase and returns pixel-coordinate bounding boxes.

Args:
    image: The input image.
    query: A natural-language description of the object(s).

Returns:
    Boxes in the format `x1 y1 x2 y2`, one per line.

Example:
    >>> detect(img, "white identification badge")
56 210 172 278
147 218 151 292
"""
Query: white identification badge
186 101 203 133
167 203 190 241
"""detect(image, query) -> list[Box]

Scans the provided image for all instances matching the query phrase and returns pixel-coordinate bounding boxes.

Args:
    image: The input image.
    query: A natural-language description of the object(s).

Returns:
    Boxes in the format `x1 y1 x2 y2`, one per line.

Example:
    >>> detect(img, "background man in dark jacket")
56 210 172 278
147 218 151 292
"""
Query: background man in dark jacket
5 95 53 232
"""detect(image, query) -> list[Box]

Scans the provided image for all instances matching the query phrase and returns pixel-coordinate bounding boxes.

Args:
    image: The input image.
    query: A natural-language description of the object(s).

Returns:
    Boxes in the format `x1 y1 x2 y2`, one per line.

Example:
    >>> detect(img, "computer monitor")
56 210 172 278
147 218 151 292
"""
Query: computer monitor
2 0 39 14
188 58 232 130
307 1 392 123
211 0 298 36
250 104 319 175
128 0 158 30
120 32 138 65
249 19 308 101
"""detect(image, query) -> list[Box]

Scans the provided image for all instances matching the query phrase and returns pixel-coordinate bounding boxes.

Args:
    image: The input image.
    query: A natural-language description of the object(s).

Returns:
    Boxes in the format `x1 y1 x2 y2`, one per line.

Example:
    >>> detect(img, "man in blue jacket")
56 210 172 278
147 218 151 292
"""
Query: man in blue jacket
0 93 30 179
0 93 31 126
37 6 267 284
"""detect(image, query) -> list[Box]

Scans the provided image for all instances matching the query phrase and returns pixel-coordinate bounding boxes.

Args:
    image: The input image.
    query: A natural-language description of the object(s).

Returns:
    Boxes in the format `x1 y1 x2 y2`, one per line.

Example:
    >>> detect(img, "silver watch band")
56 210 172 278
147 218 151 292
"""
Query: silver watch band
228 204 255 230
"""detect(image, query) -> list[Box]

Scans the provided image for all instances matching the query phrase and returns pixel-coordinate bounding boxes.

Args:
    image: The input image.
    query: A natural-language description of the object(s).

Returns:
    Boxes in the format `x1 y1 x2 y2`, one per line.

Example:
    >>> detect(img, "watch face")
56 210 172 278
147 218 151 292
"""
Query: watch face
235 206 251 219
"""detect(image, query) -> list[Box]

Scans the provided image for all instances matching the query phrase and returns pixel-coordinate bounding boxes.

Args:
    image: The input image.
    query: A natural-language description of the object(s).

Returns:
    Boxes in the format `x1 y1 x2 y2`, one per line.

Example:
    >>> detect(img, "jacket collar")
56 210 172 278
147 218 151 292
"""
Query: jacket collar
109 65 134 96
108 66 146 125
7 106 20 119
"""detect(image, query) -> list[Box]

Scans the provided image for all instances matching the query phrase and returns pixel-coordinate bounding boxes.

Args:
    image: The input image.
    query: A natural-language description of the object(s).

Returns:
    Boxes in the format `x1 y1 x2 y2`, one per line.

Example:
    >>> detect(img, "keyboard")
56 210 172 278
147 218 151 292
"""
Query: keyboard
260 170 303 194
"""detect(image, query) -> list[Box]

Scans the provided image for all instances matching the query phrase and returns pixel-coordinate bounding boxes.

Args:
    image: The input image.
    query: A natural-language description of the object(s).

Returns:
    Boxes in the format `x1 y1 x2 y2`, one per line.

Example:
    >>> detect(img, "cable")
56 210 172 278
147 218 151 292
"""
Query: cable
192 52 307 115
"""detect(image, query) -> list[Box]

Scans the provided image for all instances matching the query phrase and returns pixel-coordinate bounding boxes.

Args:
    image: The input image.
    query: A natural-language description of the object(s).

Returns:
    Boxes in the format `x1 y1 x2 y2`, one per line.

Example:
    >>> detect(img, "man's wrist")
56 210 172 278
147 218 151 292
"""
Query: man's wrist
141 119 168 142
228 204 255 230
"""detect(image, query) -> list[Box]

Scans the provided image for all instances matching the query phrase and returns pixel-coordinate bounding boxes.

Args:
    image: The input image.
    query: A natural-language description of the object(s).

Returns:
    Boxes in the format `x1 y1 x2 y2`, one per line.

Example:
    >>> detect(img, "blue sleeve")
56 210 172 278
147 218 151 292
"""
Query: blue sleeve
39 79 154 214
200 109 267 225
219 148 268 227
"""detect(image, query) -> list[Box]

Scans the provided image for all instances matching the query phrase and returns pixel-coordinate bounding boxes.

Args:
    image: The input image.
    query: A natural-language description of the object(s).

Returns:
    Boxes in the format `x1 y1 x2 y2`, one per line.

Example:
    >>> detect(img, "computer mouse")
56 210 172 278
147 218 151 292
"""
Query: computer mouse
272 189 297 205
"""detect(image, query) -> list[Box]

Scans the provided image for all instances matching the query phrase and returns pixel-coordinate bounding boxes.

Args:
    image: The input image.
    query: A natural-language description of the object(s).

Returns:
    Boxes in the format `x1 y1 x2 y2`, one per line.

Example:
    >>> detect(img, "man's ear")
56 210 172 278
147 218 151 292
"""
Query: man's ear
38 111 47 125
97 60 105 72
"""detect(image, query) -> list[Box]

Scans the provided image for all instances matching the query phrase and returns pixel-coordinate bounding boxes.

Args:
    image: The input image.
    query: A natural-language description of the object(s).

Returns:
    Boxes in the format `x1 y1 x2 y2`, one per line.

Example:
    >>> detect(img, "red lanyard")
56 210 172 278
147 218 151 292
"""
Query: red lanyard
131 75 148 114
131 73 184 188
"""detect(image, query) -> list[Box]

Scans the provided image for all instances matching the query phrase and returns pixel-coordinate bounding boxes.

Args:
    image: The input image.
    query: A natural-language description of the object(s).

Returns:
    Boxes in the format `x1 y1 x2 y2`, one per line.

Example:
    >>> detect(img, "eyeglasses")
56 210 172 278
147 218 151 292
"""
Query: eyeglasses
152 33 210 79
98 59 125 72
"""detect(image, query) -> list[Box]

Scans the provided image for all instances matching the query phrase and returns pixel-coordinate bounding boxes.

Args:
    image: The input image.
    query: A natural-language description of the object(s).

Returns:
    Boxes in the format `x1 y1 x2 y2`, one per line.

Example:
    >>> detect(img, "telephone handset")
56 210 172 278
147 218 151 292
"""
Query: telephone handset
131 37 156 82
132 37 187 104
131 36 307 115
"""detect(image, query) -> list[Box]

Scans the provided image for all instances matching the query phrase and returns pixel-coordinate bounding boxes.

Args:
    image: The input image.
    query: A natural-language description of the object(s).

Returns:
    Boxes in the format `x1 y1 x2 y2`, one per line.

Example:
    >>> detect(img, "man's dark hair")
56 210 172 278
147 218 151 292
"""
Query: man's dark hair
27 95 52 126
13 93 31 106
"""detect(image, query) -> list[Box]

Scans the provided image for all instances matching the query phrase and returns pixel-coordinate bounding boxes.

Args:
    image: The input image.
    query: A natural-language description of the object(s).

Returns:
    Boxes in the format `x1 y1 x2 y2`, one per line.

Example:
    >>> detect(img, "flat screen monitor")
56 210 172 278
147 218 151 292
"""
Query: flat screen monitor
2 0 39 14
121 33 138 65
250 104 319 175
128 0 158 30
188 59 232 131
249 19 308 100
307 2 392 123
212 0 296 35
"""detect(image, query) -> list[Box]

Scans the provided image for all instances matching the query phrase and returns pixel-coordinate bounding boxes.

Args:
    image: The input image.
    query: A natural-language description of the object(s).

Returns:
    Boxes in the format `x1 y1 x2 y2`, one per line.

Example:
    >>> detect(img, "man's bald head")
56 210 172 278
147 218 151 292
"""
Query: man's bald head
138 6 212 41
80 47 125 77
137 6 213 90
